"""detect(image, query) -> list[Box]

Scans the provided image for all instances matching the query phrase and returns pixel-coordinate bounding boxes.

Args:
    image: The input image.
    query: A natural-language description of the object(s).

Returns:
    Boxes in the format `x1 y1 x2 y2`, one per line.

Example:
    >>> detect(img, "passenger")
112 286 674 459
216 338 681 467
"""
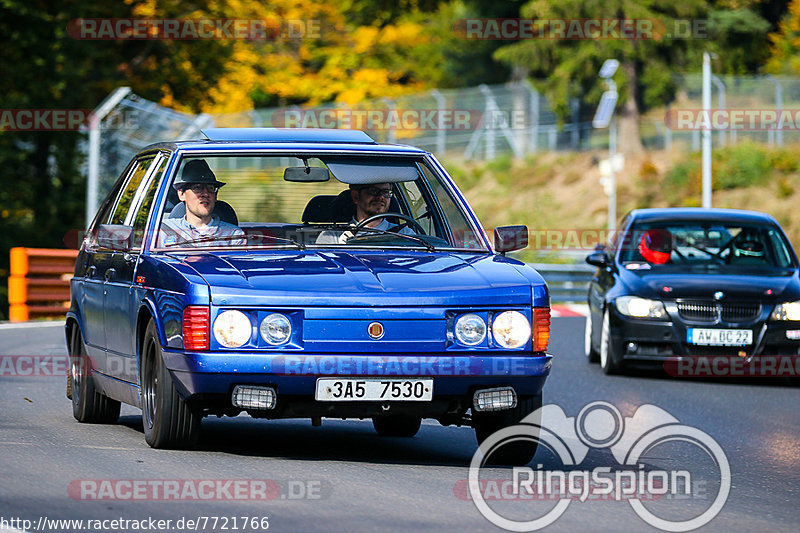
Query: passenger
316 182 415 244
159 159 245 247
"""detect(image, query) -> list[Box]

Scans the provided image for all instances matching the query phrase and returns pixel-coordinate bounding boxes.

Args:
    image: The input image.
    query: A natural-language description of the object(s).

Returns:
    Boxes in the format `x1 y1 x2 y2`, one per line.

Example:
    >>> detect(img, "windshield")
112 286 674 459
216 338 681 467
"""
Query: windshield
618 221 796 271
152 154 487 252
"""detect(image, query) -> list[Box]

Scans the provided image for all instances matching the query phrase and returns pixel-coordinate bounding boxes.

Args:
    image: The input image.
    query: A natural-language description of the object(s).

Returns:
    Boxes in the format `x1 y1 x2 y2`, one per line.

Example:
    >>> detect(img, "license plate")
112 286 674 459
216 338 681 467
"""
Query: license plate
687 328 752 346
315 378 433 401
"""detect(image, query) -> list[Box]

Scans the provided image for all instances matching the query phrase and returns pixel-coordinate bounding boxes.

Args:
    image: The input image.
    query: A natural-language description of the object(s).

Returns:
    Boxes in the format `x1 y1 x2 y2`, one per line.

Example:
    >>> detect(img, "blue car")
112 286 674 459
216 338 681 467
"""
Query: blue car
66 128 551 462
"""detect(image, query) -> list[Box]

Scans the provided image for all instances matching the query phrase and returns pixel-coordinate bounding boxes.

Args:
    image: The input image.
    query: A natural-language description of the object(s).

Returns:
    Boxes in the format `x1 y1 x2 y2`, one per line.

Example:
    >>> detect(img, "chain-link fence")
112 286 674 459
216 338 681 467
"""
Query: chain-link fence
84 76 800 223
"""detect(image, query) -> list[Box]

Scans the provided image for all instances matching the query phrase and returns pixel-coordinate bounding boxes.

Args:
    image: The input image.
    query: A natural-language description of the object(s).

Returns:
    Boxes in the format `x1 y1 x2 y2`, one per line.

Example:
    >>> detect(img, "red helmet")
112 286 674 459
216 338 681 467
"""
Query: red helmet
639 229 672 264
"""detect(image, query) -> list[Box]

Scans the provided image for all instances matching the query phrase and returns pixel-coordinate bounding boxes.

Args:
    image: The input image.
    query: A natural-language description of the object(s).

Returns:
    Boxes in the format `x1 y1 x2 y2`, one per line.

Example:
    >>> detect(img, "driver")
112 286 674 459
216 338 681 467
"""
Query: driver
638 228 673 264
316 182 415 244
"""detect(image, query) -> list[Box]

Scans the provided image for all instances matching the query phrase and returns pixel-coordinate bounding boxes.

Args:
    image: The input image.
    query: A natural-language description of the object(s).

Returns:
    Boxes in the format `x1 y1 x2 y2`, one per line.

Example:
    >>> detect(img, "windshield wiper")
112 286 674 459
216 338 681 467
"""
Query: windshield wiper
163 234 305 250
352 226 436 252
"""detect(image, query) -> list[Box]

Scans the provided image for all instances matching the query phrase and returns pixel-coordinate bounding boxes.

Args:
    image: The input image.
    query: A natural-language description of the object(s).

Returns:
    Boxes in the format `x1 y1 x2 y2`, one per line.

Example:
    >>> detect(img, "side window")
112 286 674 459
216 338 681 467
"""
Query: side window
107 156 156 226
130 156 168 249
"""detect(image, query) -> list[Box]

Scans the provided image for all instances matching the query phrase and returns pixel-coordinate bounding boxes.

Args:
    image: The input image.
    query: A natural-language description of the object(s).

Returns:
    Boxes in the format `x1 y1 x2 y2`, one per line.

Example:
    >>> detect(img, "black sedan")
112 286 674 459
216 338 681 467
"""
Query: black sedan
584 208 800 374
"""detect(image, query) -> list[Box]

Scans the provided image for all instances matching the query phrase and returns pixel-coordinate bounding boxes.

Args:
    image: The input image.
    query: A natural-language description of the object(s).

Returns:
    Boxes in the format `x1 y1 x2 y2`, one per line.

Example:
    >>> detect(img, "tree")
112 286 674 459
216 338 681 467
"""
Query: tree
766 0 800 75
493 0 771 154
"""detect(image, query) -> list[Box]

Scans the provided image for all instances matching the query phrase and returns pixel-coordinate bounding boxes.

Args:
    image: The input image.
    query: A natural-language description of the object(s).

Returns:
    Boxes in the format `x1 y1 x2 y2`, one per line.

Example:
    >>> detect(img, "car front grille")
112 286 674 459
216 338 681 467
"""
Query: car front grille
676 300 761 323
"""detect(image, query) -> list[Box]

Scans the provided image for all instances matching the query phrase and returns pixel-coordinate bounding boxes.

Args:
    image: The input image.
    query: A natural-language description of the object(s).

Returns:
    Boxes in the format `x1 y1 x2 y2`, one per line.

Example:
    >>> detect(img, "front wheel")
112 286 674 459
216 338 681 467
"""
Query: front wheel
473 395 542 466
372 415 422 437
140 320 200 449
69 325 120 423
600 308 623 375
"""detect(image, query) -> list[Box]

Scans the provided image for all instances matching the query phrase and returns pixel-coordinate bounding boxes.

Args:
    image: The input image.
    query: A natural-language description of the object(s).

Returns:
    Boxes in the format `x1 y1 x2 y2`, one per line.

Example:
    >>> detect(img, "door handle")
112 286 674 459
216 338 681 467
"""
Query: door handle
85 265 96 278
104 268 116 282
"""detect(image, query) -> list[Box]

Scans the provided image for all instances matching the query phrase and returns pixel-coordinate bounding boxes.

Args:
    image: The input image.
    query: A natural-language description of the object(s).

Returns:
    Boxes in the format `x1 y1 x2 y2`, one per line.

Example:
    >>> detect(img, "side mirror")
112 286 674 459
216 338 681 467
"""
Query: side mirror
284 166 330 182
494 225 528 254
586 250 611 268
96 224 133 250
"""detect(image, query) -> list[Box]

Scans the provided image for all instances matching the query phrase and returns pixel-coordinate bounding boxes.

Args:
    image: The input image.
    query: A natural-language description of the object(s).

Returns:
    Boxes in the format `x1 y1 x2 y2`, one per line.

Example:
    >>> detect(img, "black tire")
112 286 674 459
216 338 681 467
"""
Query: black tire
473 395 542 466
600 308 623 375
584 312 599 363
372 415 422 437
69 325 120 423
140 320 200 449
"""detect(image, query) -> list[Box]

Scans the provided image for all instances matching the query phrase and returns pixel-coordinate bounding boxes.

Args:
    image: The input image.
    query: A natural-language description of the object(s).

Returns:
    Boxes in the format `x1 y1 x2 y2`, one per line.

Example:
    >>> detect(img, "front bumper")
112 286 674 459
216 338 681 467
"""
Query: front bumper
607 305 800 364
161 350 552 415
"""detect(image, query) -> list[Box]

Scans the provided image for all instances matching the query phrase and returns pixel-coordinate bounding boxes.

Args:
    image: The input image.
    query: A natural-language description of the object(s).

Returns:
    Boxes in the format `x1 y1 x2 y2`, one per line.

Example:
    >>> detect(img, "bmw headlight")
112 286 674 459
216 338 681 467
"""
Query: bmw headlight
455 314 486 346
213 310 252 348
260 313 292 345
615 296 667 319
492 311 531 349
771 301 800 321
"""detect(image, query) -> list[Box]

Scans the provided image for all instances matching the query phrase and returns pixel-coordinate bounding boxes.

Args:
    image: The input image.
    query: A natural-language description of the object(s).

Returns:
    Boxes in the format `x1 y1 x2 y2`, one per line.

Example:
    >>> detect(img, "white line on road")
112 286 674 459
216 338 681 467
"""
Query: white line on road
0 321 65 330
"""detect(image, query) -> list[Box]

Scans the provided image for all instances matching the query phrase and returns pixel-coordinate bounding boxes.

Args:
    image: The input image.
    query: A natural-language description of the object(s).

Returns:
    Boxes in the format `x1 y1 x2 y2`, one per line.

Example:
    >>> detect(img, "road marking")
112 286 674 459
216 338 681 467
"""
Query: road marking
0 321 65 330
550 304 588 317
0 441 138 451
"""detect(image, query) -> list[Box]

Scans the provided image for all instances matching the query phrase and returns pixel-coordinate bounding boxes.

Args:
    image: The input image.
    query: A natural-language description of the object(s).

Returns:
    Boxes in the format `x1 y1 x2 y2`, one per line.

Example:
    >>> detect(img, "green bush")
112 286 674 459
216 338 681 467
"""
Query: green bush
713 142 771 190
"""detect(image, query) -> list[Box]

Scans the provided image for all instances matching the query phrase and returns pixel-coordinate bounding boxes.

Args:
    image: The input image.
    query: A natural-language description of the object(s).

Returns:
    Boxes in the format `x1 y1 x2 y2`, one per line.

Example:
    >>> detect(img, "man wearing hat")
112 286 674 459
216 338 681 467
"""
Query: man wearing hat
159 159 245 247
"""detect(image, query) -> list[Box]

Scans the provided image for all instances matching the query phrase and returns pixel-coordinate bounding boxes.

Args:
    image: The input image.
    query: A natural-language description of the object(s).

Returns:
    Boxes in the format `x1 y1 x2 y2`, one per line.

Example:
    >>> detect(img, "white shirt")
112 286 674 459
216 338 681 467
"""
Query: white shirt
316 218 415 245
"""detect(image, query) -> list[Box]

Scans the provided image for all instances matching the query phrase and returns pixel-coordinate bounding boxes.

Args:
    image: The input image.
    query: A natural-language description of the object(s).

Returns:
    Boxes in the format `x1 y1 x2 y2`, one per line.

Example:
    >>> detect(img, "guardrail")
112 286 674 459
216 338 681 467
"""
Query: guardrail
529 262 594 303
8 247 78 322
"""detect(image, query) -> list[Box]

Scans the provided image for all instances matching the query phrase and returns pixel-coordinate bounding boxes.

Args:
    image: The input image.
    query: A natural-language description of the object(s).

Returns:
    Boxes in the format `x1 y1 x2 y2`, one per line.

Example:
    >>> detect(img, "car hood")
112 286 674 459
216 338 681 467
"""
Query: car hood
175 250 536 307
621 268 800 302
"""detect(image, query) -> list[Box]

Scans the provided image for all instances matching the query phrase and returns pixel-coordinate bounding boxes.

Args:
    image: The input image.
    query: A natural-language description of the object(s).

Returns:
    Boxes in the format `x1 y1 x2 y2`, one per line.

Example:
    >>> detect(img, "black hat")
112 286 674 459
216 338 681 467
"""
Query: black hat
173 159 226 190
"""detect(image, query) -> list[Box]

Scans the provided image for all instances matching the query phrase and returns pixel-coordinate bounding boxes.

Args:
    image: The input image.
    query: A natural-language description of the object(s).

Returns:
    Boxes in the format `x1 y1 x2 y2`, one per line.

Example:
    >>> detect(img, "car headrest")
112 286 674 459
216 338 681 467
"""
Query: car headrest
303 191 355 223
168 200 239 226
302 191 403 224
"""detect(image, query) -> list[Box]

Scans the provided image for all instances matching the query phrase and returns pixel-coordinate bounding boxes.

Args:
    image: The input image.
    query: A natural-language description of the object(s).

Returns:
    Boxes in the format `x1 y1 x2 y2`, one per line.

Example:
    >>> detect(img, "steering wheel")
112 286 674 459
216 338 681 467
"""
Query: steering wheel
355 213 426 235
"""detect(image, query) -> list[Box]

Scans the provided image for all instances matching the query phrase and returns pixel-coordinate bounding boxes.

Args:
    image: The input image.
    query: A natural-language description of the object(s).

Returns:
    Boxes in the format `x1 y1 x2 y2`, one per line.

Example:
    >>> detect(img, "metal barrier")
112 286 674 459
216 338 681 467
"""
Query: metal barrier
8 248 77 322
529 262 594 303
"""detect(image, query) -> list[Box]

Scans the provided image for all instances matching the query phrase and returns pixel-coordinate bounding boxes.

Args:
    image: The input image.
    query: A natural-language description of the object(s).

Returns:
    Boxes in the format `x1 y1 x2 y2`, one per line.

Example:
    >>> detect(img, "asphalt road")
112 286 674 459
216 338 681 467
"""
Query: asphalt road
1 317 798 533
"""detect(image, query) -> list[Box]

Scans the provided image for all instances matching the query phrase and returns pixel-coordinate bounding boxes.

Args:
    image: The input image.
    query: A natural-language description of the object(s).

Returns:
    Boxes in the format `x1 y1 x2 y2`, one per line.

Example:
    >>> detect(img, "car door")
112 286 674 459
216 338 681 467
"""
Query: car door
102 153 168 382
79 165 133 370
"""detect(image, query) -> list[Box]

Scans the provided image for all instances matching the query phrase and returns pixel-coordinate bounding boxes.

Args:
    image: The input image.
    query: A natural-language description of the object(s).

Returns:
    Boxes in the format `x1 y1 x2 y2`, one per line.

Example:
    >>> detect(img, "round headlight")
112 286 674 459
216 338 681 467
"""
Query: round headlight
260 313 292 345
455 313 487 346
492 311 531 349
213 310 252 348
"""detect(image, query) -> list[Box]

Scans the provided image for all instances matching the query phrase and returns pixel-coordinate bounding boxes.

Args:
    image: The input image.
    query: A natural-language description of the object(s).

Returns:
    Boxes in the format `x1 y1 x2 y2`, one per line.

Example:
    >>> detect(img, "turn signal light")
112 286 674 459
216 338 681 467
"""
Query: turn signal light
183 306 210 351
533 307 550 352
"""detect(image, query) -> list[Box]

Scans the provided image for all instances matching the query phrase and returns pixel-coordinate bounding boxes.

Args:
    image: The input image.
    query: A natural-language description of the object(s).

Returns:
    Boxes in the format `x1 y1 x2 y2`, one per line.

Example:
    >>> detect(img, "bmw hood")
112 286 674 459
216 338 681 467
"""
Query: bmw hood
622 268 800 302
175 250 538 307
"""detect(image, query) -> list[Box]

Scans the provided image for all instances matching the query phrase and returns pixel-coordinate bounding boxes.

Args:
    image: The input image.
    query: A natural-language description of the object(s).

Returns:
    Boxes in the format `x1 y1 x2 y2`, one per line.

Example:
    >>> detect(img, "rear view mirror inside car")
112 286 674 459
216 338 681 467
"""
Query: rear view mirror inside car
283 166 330 182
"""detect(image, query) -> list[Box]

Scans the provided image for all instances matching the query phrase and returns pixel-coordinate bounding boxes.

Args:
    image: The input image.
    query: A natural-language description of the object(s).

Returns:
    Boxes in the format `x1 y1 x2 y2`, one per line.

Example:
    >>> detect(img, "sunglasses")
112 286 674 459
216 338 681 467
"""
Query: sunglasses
360 187 393 198
184 184 219 194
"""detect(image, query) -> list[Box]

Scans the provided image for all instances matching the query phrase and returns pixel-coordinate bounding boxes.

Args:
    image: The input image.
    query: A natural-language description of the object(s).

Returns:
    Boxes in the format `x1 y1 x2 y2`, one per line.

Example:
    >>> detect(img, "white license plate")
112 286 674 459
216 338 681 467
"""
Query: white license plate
687 328 752 346
315 378 433 401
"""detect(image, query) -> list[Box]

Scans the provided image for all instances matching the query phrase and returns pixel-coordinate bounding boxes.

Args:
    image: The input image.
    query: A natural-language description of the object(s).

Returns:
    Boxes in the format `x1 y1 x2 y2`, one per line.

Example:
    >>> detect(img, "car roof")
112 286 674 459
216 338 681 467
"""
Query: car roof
628 207 779 226
137 128 429 155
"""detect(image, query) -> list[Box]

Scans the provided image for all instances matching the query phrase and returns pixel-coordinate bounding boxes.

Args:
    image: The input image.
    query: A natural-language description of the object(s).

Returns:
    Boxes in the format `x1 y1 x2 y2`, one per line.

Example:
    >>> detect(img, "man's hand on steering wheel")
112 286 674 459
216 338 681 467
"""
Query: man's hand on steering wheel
354 213 426 235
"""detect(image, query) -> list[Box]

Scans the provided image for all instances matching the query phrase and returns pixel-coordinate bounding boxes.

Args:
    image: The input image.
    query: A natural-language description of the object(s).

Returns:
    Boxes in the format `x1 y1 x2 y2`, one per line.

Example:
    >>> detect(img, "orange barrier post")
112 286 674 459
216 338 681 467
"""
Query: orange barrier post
8 247 78 322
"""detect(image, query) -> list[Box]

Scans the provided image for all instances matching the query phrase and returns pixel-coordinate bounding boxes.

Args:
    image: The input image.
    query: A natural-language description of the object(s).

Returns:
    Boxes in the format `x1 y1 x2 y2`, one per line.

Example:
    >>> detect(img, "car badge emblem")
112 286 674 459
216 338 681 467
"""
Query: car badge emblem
368 322 384 340
713 291 724 301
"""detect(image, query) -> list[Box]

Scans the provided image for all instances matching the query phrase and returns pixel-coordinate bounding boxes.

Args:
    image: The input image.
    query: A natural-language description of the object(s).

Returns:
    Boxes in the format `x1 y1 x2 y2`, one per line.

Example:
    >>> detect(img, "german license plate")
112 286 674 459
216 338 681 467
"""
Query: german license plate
315 378 433 401
687 328 752 346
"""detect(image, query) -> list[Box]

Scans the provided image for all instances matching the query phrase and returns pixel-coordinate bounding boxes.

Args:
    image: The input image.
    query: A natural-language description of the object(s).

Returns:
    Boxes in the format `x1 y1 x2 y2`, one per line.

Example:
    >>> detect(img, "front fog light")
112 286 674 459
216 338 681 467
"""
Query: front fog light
213 310 252 348
473 387 517 412
771 301 800 321
492 311 531 349
232 385 276 409
260 313 292 345
455 314 486 346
